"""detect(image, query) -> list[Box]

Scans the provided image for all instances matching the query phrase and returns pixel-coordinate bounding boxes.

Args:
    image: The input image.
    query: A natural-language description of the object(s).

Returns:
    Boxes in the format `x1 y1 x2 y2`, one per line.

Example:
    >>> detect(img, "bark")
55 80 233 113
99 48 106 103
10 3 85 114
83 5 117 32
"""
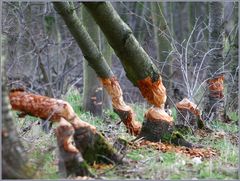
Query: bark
9 90 122 175
56 118 93 177
101 33 113 110
53 2 141 135
206 2 225 121
84 2 193 146
2 35 32 179
150 2 173 105
82 6 103 116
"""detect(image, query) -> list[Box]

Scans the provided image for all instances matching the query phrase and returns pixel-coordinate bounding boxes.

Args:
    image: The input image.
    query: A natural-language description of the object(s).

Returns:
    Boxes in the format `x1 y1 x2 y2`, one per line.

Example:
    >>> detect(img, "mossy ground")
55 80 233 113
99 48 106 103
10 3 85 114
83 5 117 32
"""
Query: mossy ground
13 88 239 179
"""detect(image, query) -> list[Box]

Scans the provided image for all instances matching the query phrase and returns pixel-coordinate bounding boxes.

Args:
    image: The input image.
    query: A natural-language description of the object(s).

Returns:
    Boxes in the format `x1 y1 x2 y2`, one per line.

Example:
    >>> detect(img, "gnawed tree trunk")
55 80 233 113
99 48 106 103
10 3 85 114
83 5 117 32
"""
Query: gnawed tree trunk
176 98 205 130
8 90 122 176
56 118 92 177
83 2 193 146
205 2 225 121
53 2 141 135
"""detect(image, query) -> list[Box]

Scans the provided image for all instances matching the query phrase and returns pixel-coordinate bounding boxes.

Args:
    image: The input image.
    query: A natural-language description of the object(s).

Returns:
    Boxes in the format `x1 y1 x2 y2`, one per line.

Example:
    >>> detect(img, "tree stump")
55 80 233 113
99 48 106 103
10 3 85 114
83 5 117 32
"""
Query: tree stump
138 107 193 147
74 125 124 165
176 98 205 129
56 118 93 177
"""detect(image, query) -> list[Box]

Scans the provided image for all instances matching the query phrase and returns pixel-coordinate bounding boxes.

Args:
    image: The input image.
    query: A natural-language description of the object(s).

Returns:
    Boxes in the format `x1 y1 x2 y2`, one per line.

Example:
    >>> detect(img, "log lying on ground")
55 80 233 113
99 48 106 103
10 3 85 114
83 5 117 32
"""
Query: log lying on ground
9 89 123 176
176 98 205 129
53 2 141 135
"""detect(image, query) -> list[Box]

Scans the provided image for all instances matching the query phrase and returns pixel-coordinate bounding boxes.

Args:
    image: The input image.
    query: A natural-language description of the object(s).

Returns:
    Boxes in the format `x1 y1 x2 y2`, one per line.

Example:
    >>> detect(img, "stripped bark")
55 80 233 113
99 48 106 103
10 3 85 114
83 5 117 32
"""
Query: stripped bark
101 77 141 135
84 2 185 144
56 118 92 177
53 2 141 135
9 89 122 175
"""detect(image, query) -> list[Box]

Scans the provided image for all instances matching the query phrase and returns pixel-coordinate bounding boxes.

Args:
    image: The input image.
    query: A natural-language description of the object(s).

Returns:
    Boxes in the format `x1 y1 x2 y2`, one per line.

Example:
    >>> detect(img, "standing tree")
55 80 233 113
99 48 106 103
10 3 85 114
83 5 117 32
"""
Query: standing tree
84 2 193 146
205 2 225 121
2 35 32 178
53 2 141 136
82 6 104 117
150 2 173 104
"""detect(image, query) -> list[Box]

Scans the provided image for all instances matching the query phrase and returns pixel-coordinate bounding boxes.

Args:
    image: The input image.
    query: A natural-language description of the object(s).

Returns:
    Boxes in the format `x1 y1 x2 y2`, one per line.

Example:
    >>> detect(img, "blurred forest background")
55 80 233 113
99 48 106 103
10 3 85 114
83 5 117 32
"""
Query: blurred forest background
3 2 238 111
2 1 239 180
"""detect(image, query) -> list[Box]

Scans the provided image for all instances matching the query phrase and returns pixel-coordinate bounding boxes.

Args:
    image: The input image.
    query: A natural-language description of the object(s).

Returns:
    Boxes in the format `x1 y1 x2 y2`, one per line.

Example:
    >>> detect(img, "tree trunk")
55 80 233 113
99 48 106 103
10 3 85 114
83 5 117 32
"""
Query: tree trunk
101 32 113 111
176 98 205 130
82 6 103 117
150 2 173 105
205 2 225 121
2 35 32 179
84 2 193 146
53 2 141 135
9 89 123 176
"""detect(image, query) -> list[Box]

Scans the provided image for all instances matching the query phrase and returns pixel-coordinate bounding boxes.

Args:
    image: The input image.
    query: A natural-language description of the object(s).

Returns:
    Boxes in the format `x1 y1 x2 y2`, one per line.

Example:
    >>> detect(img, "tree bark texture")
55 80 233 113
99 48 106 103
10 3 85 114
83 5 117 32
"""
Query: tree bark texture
2 42 32 178
82 6 103 117
206 2 225 121
8 90 122 176
150 2 173 105
83 2 192 145
53 2 141 135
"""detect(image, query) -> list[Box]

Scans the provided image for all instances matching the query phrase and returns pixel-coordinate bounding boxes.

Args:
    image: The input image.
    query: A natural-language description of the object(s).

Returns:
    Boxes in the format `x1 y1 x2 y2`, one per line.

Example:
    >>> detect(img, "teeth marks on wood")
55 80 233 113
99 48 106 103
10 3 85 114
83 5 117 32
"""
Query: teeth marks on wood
137 76 166 109
207 74 224 99
100 77 141 136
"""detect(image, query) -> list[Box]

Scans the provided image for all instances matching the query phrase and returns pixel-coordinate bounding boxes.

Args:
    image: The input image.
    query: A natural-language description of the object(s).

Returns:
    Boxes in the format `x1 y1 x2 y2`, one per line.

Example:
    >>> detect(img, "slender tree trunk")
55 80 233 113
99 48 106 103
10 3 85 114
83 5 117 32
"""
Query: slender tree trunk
53 2 141 135
101 34 113 110
84 2 193 146
2 35 32 179
205 2 225 121
150 2 173 105
82 6 103 117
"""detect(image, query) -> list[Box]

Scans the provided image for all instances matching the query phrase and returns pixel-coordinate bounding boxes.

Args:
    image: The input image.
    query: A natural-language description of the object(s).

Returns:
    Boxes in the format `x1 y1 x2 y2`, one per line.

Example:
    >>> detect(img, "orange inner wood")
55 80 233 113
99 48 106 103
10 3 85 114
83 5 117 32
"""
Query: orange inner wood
56 118 79 153
144 107 173 123
101 77 141 135
9 90 97 154
176 98 201 116
137 76 166 109
207 75 224 98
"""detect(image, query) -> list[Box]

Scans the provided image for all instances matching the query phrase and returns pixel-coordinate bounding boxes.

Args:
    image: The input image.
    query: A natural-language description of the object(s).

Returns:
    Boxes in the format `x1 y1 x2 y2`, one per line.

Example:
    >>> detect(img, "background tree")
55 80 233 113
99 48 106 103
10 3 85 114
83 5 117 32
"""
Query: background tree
81 6 104 117
205 2 225 121
150 2 173 105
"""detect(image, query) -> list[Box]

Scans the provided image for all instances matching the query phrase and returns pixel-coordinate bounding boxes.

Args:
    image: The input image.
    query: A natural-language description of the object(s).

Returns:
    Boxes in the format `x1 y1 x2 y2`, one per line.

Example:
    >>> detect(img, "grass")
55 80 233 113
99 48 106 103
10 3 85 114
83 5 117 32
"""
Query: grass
13 88 239 179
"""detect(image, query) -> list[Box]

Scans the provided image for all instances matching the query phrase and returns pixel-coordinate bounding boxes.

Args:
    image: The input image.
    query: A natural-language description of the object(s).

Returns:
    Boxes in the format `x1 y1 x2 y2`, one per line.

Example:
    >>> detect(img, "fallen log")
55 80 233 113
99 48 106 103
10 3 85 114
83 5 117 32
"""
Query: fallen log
9 89 123 176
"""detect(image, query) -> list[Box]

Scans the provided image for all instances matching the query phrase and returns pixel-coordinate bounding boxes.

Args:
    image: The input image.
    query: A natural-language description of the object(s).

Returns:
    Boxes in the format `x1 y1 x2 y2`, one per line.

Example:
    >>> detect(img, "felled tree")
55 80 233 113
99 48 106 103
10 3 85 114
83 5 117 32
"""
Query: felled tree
83 2 193 146
9 89 123 177
53 2 141 136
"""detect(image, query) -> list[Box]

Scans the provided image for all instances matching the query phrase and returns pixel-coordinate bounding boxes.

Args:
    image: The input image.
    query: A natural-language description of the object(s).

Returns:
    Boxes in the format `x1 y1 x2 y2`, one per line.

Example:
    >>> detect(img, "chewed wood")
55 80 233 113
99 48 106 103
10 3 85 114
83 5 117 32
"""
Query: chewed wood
137 76 166 109
101 77 141 136
9 90 75 122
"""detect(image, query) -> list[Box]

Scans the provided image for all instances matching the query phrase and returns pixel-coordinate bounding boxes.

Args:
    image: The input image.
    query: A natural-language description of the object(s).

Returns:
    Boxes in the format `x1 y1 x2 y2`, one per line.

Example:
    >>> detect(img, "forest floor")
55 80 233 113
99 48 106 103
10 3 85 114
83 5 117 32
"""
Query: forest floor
14 89 239 180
